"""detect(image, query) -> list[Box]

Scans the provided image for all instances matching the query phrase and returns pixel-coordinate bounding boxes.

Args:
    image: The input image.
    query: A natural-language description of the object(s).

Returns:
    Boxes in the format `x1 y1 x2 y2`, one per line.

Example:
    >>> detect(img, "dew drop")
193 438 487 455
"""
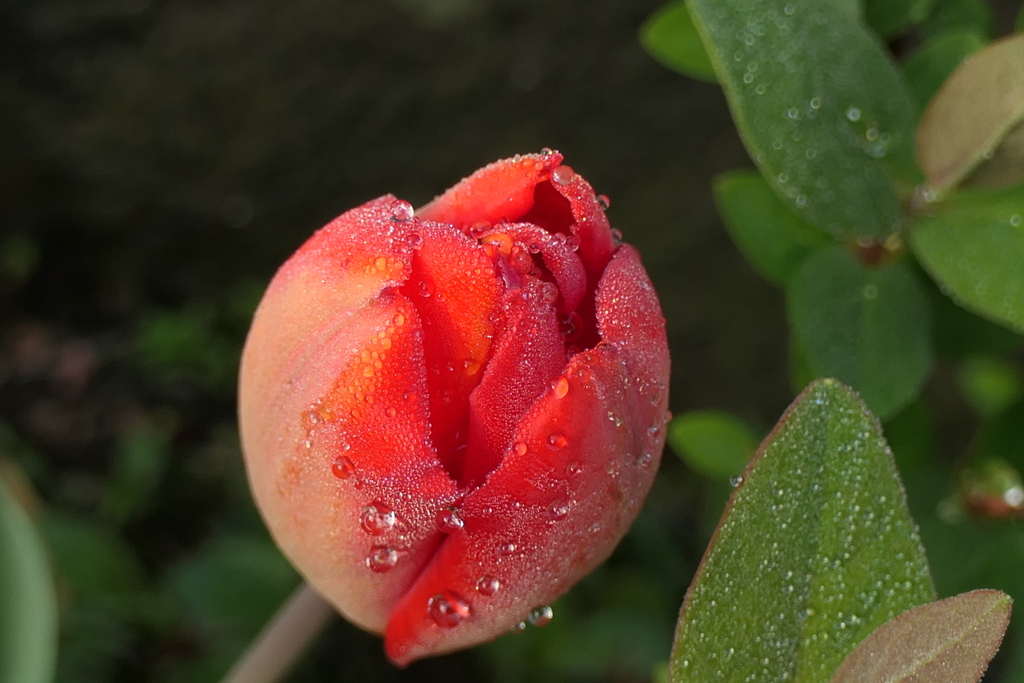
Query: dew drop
730 475 744 487
464 359 481 376
552 376 570 399
389 201 414 222
427 591 471 627
549 499 571 520
406 232 423 249
547 433 568 450
331 456 355 480
1011 214 1022 227
437 508 464 532
552 165 575 185
366 547 399 573
597 194 611 209
528 605 554 627
513 441 528 456
611 228 624 245
605 459 619 477
360 502 397 535
476 576 501 596
637 453 653 469
418 279 434 297
566 461 583 476
500 541 517 555
541 281 560 304
385 407 397 418
511 621 527 633
846 107 861 122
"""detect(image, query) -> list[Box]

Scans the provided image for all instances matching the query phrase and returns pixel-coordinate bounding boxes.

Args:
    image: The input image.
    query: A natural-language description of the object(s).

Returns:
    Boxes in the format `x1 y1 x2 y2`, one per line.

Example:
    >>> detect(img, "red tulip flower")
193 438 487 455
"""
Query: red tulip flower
238 151 670 665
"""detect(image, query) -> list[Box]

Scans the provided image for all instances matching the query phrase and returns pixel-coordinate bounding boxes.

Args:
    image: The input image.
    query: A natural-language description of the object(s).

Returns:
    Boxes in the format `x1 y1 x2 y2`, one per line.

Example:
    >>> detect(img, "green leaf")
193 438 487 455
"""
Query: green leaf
669 379 936 683
864 0 936 40
0 472 58 683
973 398 1024 469
640 2 716 83
667 410 758 480
829 590 1011 683
687 0 916 239
919 0 992 42
787 246 932 419
902 30 985 118
101 418 171 526
714 170 830 285
926 270 1024 357
910 186 1024 334
957 356 1024 418
917 34 1024 194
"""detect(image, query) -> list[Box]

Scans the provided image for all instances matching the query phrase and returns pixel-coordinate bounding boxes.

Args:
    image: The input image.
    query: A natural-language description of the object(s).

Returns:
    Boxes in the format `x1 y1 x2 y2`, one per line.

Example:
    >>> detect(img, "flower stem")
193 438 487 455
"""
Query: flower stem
220 582 335 683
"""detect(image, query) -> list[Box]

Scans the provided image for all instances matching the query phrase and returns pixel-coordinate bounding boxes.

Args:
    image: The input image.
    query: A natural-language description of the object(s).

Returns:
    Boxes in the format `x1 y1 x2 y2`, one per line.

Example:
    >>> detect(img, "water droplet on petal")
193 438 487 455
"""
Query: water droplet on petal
385 407 397 418
360 502 397 535
366 547 398 573
437 508 464 533
552 165 575 185
552 376 569 399
463 359 481 376
511 621 526 633
427 591 471 627
549 499 571 520
597 194 611 209
566 461 582 476
500 541 517 555
730 475 744 487
391 200 414 222
528 605 554 627
541 281 559 304
331 456 355 480
418 279 434 297
547 433 568 450
513 441 528 456
476 576 501 596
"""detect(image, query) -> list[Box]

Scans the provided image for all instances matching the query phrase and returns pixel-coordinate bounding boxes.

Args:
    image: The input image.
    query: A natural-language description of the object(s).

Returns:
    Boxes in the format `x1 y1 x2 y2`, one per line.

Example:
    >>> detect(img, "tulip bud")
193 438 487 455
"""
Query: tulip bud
238 151 670 665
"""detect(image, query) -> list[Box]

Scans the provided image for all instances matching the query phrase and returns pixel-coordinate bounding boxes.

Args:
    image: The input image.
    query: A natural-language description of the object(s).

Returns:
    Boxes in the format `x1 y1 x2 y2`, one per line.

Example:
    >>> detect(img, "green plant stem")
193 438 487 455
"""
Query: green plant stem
220 582 335 683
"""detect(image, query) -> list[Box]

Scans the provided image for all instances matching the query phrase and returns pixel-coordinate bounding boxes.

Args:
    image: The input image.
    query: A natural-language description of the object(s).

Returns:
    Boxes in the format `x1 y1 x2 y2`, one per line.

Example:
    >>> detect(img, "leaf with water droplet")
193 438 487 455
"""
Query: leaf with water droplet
687 0 916 239
668 410 759 481
829 589 1011 683
714 170 831 285
917 34 1024 193
0 469 58 683
641 1 717 83
910 184 1024 334
902 30 985 118
787 245 932 419
670 379 936 682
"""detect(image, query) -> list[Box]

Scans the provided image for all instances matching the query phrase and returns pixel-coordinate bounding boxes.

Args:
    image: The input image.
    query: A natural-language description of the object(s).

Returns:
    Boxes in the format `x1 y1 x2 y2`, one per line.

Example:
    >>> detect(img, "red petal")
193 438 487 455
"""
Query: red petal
383 341 663 664
400 220 501 480
502 223 587 314
240 198 459 632
461 275 567 487
417 152 564 230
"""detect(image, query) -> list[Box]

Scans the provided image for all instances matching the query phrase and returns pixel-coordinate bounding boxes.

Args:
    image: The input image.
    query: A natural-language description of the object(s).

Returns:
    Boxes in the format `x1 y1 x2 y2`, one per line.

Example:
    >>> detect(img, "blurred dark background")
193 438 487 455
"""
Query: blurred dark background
5 0 1005 681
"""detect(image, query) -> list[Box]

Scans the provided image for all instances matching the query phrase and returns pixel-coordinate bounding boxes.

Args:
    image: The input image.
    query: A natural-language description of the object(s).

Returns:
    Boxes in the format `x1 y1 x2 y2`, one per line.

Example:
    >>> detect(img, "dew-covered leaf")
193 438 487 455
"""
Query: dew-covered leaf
714 171 830 285
910 185 1024 334
917 34 1024 193
641 1 716 83
669 379 936 683
903 30 985 118
0 469 58 683
787 245 932 420
829 589 1011 683
864 0 936 40
667 410 758 481
687 0 916 239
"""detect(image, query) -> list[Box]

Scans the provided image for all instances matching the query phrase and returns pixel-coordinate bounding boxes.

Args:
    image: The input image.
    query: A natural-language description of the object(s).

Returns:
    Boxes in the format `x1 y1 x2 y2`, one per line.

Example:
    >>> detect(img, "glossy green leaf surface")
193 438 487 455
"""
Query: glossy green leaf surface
669 379 936 683
829 590 1011 683
903 30 985 118
864 0 936 40
910 186 1024 334
787 246 932 420
687 0 916 239
714 170 830 285
641 1 716 83
668 410 758 480
0 474 58 683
